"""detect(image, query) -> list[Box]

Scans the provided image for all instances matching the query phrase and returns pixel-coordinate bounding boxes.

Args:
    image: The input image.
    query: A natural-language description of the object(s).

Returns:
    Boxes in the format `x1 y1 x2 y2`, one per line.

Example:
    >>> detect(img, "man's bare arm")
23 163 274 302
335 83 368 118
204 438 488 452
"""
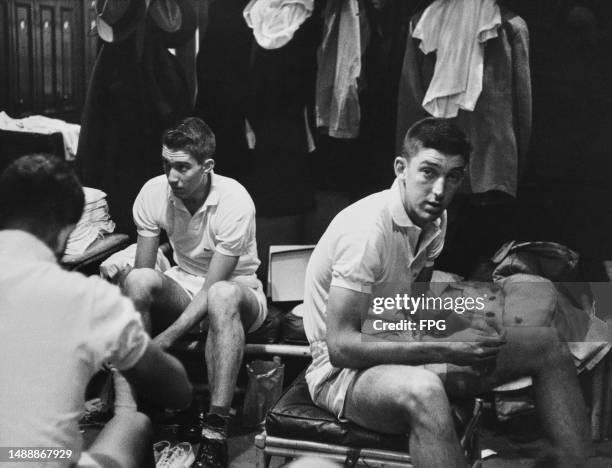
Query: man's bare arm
122 340 192 409
153 251 238 348
326 286 505 369
134 235 159 269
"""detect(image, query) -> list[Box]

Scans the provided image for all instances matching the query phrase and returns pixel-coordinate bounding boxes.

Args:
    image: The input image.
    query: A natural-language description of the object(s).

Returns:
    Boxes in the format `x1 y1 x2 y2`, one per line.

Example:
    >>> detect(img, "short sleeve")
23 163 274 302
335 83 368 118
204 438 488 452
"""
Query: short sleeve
330 230 381 294
214 190 257 257
133 179 164 238
84 277 150 371
425 211 447 267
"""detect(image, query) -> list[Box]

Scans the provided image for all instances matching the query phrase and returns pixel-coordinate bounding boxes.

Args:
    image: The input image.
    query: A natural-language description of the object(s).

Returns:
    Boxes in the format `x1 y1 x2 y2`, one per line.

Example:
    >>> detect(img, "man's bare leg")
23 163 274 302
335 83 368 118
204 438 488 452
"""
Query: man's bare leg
122 268 191 334
343 365 466 468
195 281 261 467
445 327 589 466
205 281 260 411
85 371 153 468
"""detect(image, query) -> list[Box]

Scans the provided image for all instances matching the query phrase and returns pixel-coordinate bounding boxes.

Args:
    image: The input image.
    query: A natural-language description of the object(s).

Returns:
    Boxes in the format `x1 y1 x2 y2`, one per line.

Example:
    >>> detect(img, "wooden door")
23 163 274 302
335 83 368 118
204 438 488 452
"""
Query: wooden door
0 0 10 112
13 0 35 116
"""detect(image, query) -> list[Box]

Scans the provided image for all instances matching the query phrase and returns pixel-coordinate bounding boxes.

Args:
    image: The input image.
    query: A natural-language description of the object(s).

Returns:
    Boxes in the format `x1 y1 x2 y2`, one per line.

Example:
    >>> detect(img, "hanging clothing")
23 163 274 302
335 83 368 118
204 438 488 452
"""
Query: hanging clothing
412 0 501 118
316 0 370 139
195 0 318 217
77 29 192 234
397 6 531 197
243 0 314 50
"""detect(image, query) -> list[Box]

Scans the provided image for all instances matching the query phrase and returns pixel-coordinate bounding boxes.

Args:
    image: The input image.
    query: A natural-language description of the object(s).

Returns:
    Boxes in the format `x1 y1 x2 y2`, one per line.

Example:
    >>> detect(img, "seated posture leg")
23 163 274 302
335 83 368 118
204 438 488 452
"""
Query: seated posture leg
84 371 153 468
122 268 191 336
197 281 261 467
124 270 262 467
343 365 466 468
446 327 590 467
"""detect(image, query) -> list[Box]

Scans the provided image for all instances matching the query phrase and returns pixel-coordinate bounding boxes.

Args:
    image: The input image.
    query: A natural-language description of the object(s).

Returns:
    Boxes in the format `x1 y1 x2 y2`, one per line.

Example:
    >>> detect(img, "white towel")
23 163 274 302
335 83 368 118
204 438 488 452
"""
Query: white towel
243 0 314 50
413 0 501 118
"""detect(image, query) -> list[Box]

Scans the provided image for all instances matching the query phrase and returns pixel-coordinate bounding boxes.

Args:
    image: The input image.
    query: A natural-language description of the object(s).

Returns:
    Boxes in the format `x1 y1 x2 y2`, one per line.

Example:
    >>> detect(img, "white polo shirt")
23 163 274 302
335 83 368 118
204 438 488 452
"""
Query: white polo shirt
303 178 446 412
133 172 260 282
0 230 149 465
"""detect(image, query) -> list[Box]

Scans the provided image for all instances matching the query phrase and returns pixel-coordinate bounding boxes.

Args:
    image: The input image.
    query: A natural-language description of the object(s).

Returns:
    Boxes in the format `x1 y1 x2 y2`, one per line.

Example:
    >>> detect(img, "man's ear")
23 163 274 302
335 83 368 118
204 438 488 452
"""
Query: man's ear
394 156 408 179
203 158 215 173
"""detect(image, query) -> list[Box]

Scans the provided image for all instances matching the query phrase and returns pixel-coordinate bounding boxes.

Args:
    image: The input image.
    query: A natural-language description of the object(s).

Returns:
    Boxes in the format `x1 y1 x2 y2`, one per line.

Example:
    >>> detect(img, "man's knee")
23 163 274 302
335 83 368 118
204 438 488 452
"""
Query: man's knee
393 370 450 427
528 328 570 364
132 411 153 439
510 327 572 376
207 281 242 325
123 268 162 298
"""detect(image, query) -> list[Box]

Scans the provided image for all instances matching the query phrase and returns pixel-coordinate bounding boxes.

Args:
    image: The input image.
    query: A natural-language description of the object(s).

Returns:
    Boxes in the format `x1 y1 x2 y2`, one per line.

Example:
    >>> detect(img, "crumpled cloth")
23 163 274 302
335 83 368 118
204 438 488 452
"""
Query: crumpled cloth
413 0 501 117
100 243 172 281
243 0 314 50
0 111 80 160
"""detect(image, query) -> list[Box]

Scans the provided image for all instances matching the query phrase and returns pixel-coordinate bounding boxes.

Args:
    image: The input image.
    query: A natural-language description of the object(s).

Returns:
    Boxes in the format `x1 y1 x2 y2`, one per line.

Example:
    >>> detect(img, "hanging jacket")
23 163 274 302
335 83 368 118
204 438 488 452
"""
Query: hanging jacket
396 6 531 197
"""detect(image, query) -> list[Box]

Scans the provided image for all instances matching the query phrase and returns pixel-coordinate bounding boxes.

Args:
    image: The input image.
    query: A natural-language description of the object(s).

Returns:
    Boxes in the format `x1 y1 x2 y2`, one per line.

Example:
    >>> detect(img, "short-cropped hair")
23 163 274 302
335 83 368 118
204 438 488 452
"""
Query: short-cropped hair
162 117 216 164
401 118 471 163
0 154 84 229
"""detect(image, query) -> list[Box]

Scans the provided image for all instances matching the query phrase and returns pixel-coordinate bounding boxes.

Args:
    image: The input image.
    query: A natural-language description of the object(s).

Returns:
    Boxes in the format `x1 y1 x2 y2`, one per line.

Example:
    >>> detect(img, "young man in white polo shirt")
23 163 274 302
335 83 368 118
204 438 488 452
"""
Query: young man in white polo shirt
303 118 589 467
122 117 266 468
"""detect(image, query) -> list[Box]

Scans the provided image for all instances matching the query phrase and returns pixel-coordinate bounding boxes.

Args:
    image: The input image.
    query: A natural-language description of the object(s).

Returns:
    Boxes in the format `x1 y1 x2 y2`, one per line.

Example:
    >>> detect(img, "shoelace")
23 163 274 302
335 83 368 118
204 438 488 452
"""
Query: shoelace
156 443 193 468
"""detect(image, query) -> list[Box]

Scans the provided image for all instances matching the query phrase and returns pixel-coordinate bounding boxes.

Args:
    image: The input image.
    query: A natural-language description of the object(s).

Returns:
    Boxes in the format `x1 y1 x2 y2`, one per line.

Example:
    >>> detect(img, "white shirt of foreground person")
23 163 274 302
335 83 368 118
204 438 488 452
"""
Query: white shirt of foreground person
0 230 149 466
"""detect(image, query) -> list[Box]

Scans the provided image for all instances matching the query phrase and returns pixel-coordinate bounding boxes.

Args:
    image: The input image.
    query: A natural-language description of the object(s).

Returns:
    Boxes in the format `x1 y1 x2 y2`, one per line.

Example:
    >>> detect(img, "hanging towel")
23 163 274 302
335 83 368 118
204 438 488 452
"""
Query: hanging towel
243 0 314 50
413 0 501 118
316 0 369 139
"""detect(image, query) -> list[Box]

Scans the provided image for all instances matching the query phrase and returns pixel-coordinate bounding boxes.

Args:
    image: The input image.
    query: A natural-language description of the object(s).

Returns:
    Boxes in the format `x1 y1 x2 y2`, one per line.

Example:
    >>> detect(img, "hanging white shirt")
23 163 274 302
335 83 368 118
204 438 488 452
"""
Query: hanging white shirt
413 0 501 118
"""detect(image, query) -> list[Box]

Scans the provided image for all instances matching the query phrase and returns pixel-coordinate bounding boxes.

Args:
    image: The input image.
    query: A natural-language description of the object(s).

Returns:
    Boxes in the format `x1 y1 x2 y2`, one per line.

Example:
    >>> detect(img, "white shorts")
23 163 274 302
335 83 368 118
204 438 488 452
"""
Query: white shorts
163 266 268 333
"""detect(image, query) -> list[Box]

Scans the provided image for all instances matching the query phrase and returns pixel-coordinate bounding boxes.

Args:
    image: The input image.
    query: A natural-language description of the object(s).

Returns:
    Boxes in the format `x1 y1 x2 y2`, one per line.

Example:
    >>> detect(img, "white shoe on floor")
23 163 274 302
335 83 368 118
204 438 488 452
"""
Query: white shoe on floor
156 442 195 468
153 441 171 464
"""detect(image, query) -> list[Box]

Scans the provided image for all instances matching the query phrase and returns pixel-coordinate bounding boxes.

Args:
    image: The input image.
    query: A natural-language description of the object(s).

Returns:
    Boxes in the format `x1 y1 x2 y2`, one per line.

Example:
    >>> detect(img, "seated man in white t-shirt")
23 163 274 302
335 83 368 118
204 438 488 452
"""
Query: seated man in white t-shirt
303 118 589 467
122 117 267 468
0 154 192 468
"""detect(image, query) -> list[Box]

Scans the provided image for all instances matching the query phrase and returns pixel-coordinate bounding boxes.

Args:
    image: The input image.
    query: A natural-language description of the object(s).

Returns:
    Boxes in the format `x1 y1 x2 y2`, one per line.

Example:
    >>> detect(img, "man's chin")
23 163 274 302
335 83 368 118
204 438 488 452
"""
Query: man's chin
420 208 443 222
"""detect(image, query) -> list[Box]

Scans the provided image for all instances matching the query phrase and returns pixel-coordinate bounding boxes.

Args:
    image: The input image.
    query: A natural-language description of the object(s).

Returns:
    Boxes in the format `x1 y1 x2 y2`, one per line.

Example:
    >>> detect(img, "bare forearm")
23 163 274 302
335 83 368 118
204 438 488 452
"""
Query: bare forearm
157 289 209 344
329 331 452 369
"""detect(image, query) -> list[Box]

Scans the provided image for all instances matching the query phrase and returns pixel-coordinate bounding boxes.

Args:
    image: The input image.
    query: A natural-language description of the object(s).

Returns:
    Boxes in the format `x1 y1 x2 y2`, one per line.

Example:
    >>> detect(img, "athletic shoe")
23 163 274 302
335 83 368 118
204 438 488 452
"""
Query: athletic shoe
153 441 171 464
193 427 228 468
156 442 195 468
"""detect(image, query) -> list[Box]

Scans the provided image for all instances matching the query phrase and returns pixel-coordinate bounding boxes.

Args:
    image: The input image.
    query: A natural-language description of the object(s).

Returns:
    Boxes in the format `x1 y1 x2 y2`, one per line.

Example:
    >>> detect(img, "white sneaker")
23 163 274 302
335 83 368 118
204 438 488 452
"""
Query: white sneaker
156 442 195 468
153 441 171 464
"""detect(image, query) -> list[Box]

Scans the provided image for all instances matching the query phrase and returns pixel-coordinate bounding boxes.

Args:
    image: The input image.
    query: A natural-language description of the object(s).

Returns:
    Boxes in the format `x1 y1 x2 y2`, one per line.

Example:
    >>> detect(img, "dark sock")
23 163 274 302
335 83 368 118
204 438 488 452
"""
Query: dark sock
203 412 229 438
209 405 230 418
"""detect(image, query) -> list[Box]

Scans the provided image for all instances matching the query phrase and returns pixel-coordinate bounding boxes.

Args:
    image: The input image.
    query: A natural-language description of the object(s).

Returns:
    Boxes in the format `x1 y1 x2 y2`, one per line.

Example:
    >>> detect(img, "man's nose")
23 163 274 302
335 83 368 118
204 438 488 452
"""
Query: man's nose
167 168 180 184
432 176 445 199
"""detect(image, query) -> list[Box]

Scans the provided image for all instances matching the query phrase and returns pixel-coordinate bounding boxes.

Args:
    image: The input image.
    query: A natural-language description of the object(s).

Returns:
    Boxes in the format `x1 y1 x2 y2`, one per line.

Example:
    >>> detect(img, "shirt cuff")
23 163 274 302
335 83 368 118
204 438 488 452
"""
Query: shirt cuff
136 228 160 238
215 244 242 257
331 276 372 294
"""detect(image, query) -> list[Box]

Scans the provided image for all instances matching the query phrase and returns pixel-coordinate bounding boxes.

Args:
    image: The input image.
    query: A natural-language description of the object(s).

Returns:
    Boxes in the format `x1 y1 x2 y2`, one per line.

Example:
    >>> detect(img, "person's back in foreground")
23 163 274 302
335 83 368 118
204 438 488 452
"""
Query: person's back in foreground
303 118 590 467
0 154 192 467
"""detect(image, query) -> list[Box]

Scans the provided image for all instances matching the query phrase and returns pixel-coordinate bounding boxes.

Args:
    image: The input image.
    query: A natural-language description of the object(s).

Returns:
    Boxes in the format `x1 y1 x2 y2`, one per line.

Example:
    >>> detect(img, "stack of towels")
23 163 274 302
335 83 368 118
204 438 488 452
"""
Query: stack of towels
65 187 115 256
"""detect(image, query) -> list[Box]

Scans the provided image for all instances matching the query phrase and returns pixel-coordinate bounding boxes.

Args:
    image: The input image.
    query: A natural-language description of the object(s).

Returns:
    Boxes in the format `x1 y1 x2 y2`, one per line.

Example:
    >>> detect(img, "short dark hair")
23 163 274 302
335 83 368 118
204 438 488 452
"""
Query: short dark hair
0 154 84 230
401 118 471 163
162 117 216 164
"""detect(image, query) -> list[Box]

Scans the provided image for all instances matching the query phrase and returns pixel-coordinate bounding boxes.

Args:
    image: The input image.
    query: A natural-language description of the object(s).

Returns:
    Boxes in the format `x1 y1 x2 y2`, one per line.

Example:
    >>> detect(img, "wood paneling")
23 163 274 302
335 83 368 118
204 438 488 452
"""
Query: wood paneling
3 0 91 121
39 4 55 111
14 2 34 115
0 0 10 111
